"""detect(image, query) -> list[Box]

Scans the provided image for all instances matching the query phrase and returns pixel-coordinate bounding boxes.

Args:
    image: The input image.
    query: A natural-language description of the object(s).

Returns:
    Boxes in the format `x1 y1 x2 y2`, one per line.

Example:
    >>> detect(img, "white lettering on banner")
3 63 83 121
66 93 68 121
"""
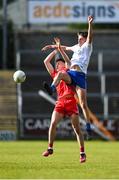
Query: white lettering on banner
25 118 72 131
25 118 50 130
57 119 72 131
28 0 119 24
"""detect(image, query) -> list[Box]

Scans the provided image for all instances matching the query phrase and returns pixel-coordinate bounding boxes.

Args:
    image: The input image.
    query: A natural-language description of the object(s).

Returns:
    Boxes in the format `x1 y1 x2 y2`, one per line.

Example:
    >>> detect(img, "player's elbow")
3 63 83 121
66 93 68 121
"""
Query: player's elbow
44 60 48 66
44 60 46 64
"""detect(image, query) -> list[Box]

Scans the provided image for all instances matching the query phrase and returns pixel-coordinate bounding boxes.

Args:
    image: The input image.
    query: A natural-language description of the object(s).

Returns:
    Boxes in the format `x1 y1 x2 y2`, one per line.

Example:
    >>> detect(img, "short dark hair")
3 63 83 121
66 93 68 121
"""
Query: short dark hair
78 32 88 38
55 52 65 63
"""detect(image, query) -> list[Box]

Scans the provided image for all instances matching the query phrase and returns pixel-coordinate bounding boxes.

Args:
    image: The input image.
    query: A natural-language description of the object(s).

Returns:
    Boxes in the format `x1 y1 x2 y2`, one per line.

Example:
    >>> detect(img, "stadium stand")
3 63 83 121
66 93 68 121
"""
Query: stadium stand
0 71 17 140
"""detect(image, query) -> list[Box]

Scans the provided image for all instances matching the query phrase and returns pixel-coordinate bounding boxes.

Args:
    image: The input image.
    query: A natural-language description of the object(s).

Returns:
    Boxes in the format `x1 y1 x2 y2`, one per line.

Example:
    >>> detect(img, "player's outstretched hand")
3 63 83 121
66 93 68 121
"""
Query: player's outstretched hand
88 15 93 24
54 37 61 50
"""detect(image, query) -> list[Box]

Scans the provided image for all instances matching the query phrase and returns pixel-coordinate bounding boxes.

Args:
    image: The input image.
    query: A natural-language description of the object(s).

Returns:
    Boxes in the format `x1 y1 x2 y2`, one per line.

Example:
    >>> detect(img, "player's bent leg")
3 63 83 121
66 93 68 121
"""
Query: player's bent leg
52 71 72 87
76 87 90 121
76 87 92 139
71 114 84 147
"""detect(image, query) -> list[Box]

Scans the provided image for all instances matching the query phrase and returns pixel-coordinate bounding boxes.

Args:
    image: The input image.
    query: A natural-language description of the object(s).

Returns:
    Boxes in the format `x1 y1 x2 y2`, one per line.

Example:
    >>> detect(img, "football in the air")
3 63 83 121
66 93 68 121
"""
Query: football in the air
13 70 26 83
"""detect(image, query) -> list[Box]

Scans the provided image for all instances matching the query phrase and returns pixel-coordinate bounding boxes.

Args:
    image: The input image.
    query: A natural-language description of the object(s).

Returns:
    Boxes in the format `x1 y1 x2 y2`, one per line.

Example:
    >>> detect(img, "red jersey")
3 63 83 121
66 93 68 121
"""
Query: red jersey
51 68 76 100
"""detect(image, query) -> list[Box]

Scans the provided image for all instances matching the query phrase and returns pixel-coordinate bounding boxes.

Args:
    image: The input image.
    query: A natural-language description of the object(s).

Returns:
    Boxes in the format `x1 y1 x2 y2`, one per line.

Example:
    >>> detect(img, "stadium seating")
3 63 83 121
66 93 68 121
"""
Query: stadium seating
0 71 17 139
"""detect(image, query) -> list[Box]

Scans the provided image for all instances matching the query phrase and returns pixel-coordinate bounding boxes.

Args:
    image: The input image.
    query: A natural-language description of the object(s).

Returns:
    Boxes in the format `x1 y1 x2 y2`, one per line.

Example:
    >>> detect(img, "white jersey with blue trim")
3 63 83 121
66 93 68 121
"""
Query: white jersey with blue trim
70 42 93 74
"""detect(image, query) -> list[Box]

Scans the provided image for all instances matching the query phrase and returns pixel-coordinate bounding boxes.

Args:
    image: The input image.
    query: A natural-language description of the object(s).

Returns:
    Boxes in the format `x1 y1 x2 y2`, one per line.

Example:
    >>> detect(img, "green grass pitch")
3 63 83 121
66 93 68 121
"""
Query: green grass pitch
0 140 119 179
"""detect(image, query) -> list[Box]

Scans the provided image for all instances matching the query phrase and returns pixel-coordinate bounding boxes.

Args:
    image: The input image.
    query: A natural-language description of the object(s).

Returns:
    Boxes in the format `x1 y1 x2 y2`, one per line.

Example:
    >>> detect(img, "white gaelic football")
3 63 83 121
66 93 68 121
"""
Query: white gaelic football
13 70 26 83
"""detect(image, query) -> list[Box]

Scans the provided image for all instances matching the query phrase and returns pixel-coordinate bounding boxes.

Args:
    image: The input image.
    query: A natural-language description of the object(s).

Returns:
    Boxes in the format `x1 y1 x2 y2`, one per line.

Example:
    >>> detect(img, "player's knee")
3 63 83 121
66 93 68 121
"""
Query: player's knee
57 71 64 79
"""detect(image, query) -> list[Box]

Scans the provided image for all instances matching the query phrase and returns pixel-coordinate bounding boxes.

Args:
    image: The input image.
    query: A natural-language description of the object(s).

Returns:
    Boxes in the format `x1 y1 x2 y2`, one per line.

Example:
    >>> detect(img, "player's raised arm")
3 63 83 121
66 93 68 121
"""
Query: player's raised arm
44 50 57 75
54 37 71 68
41 44 56 51
86 15 93 44
41 43 73 52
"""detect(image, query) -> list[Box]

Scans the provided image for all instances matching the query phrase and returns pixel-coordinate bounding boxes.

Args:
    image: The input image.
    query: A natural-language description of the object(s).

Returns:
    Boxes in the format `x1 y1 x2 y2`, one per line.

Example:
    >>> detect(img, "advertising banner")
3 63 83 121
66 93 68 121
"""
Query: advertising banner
28 0 119 24
21 115 119 139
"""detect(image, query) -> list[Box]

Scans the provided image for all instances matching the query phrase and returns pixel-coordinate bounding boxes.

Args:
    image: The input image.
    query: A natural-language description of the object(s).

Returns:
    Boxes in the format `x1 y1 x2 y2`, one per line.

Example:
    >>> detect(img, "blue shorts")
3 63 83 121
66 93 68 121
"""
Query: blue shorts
67 70 87 89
